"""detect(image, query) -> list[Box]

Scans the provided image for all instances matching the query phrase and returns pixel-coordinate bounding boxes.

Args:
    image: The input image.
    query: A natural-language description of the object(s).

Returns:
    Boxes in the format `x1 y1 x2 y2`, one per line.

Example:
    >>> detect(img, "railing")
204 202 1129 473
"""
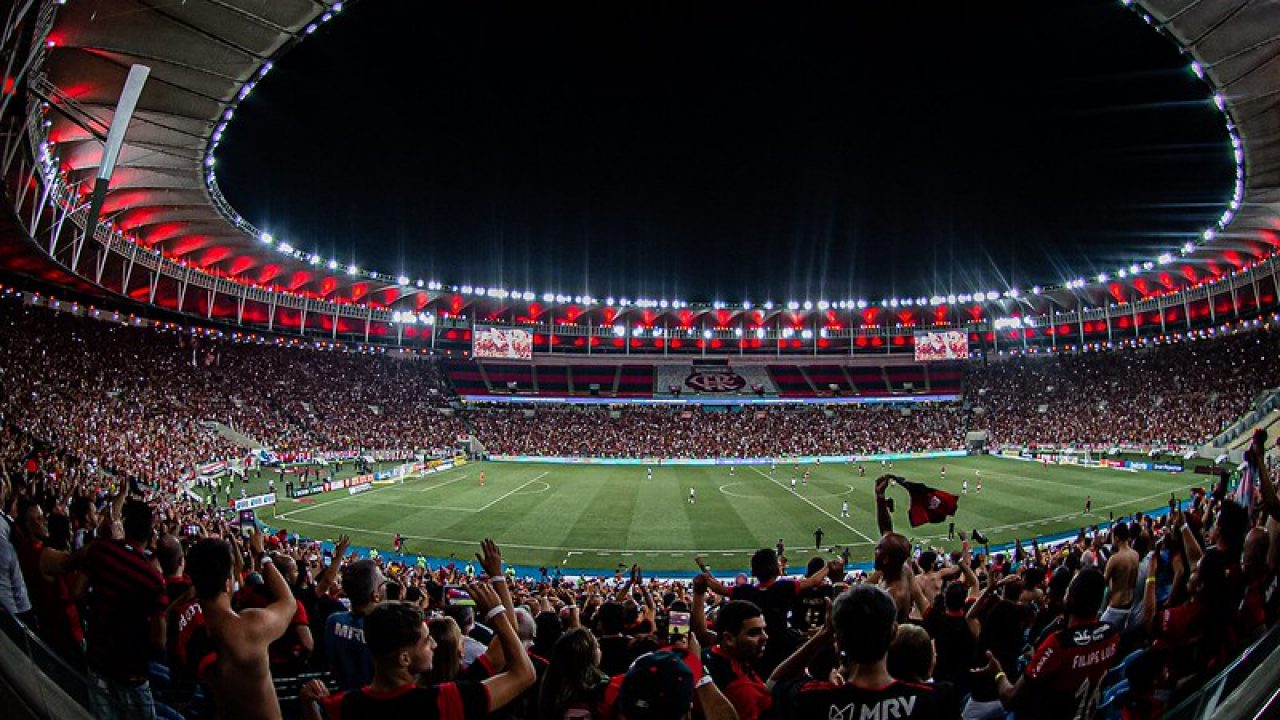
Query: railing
1209 388 1280 448
0 612 95 719
1163 620 1280 719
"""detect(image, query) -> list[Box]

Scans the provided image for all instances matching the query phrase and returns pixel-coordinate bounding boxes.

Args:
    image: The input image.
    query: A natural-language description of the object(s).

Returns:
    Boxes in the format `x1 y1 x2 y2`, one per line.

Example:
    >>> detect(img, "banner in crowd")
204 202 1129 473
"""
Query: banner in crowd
234 493 276 511
473 325 533 360
914 331 968 362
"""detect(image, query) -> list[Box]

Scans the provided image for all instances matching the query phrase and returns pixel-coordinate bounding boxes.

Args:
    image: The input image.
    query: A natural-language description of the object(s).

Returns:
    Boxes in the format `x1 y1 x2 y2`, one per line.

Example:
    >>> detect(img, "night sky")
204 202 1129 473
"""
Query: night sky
216 0 1235 303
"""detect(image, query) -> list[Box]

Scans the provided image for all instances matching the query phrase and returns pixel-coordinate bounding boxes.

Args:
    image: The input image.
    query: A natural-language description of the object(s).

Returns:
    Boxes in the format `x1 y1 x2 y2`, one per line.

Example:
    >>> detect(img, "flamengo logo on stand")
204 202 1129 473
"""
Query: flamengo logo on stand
685 370 746 393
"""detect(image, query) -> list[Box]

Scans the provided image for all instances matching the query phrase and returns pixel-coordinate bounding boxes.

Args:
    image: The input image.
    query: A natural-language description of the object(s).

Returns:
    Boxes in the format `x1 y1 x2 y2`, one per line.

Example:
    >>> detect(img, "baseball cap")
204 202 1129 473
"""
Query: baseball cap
617 651 694 720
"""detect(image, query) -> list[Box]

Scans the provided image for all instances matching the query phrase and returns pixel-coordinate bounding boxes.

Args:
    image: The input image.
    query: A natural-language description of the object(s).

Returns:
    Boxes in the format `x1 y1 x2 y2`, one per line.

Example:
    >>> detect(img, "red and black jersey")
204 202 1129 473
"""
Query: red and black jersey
772 677 938 719
83 539 168 682
1022 620 1120 720
319 681 490 720
706 646 772 720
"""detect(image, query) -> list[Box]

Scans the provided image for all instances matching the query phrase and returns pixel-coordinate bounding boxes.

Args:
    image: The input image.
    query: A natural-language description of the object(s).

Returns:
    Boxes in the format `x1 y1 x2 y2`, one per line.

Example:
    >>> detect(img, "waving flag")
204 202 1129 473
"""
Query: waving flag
896 478 959 527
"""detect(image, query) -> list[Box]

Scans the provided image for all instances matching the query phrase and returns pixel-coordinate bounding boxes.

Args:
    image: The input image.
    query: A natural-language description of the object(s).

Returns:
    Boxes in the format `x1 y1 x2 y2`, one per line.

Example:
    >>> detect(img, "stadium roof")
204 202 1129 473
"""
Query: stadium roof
8 0 1280 322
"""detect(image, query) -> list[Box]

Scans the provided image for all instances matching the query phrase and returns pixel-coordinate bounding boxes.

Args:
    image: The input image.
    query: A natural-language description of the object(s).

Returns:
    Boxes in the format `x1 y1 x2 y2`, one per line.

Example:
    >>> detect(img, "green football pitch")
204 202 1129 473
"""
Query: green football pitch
253 456 1199 573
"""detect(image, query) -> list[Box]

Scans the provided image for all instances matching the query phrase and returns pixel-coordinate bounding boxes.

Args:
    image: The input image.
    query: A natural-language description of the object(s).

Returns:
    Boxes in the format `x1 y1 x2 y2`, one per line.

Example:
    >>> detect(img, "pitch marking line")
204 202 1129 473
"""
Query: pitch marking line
476 472 550 512
278 470 470 519
908 481 1206 542
719 481 854 500
750 467 875 543
412 473 471 492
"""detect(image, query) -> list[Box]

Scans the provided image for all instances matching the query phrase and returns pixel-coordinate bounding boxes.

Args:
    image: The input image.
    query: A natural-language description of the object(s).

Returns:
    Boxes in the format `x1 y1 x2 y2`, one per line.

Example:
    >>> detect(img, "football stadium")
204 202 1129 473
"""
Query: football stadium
1 1 1279 719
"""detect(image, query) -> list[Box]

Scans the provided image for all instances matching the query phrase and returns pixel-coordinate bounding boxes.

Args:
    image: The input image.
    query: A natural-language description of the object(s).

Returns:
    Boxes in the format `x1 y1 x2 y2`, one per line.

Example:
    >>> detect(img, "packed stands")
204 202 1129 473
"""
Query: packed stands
966 331 1280 448
467 404 967 458
2 297 1280 719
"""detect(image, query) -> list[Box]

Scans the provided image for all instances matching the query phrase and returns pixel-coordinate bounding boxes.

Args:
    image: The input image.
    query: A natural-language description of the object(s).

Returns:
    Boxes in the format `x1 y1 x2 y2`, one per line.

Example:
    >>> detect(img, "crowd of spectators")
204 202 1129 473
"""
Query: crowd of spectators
466 404 966 458
966 331 1280 449
0 305 464 482
3 396 1279 720
4 299 1280 719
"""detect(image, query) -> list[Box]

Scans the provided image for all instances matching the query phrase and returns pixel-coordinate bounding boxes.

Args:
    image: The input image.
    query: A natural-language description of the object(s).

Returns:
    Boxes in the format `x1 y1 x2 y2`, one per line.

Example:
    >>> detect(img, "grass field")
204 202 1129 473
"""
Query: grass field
250 456 1200 573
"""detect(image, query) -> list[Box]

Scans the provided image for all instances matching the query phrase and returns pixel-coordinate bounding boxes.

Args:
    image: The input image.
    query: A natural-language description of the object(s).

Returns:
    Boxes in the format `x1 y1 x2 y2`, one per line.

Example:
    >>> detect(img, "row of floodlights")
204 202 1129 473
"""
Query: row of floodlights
187 0 1238 310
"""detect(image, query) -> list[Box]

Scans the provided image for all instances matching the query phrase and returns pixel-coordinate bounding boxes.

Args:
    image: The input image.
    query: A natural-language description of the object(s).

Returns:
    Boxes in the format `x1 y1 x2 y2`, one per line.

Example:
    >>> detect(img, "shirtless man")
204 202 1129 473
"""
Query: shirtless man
1101 521 1139 629
188 529 298 720
872 475 929 621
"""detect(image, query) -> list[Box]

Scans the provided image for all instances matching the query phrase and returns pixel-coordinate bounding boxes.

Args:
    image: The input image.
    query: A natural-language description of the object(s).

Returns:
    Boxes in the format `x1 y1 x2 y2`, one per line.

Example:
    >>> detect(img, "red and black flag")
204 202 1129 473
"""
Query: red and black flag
896 478 959 527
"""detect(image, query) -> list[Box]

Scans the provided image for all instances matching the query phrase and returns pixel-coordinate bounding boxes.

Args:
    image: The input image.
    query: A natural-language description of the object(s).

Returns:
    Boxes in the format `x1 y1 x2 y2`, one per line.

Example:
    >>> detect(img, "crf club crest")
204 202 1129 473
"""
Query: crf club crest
685 370 746 393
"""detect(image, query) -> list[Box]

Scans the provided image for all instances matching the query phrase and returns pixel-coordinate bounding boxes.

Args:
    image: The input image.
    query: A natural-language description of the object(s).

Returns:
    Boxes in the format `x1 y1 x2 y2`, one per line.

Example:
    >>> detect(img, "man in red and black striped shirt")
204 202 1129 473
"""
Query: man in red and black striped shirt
83 499 168 719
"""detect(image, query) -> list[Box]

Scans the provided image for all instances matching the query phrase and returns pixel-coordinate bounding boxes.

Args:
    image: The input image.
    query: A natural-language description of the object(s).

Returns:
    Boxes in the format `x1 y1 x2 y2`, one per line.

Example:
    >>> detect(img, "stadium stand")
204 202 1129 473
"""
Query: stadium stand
2 295 1280 719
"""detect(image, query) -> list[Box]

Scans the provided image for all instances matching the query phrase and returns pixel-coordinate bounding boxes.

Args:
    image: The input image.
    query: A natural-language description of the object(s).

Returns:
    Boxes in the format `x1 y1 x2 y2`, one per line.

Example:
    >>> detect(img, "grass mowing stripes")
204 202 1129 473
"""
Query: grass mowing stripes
257 456 1196 572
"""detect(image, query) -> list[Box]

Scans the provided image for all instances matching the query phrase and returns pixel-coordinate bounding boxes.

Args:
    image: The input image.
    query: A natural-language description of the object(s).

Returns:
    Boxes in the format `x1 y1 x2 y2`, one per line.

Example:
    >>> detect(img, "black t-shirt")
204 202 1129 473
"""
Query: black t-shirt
597 635 634 677
772 677 939 719
319 681 489 720
922 605 978 687
732 578 801 670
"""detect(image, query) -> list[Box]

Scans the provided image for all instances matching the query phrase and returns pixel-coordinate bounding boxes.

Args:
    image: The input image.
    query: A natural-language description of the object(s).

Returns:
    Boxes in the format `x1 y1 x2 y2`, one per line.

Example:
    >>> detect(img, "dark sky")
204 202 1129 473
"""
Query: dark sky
216 0 1235 303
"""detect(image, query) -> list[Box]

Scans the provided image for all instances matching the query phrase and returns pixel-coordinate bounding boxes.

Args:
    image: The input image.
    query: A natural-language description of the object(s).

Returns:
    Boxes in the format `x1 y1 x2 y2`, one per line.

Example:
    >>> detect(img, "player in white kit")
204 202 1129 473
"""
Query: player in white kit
688 487 696 504
790 476 798 491
841 500 850 518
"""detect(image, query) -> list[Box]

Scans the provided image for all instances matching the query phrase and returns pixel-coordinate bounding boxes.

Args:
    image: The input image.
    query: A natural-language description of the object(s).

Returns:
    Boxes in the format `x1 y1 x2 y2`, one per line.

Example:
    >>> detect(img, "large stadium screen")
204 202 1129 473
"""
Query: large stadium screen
472 325 534 360
914 330 968 361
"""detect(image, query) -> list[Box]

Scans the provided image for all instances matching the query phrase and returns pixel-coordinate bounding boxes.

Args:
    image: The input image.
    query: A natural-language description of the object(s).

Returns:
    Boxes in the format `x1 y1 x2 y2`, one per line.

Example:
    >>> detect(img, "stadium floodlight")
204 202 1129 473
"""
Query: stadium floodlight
522 291 534 301
619 297 630 306
1129 264 1140 275
1190 61 1204 79
743 300 752 310
1097 273 1109 282
397 276 409 286
1031 286 1042 295
462 285 474 295
702 329 712 339
802 300 813 310
782 327 794 338
613 324 626 336
786 301 798 310
633 325 644 336
348 264 359 276
986 291 1000 301
279 242 293 254
606 297 616 306
1213 93 1226 111
476 287 488 297
819 328 828 338
653 327 664 337
1009 288 1021 298
763 301 774 310
801 329 813 339
735 327 743 337
1118 269 1128 278
259 232 273 244
1182 242 1194 254
415 279 424 288
755 327 766 339
1142 261 1154 271
817 300 829 311
1203 229 1216 241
